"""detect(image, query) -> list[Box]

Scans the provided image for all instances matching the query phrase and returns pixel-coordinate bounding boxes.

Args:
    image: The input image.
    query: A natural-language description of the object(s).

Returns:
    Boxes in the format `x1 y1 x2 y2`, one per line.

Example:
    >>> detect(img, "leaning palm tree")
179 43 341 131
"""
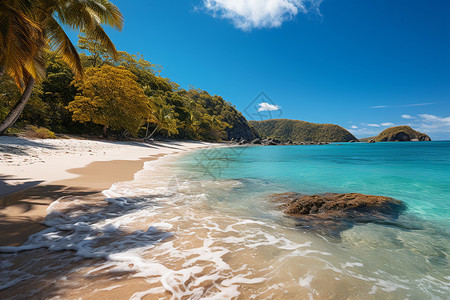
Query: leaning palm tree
0 0 123 134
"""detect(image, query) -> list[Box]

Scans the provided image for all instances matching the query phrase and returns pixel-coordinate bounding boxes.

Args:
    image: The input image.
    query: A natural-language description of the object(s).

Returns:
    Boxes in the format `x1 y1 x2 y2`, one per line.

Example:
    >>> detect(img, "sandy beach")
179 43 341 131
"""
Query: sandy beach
0 136 219 246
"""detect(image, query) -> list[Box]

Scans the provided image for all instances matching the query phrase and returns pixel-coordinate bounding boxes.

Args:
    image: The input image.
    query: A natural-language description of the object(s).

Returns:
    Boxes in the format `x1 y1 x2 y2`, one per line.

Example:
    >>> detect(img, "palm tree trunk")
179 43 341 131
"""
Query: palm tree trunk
0 77 35 135
103 125 108 137
145 123 159 140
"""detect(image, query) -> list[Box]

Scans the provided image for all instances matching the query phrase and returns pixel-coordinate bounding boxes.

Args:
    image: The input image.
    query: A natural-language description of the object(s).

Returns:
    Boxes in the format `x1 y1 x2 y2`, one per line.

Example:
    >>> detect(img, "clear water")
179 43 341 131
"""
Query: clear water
174 142 450 297
179 142 450 225
1 142 449 299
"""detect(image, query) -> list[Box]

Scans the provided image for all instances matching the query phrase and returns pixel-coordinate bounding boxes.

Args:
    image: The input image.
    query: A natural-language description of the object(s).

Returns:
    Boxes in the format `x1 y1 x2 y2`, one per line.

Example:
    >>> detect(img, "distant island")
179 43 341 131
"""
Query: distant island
249 119 358 143
360 126 431 142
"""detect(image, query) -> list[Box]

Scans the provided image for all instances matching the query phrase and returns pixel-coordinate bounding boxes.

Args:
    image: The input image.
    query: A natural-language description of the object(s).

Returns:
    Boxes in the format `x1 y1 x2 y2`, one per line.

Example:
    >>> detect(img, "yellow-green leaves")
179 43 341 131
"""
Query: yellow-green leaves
68 65 150 136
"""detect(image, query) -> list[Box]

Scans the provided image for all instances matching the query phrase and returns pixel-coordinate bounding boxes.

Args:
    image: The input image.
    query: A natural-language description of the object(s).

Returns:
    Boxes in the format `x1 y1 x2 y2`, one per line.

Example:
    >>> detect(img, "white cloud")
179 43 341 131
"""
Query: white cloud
351 125 358 129
415 114 450 133
367 124 381 127
401 114 414 119
369 102 437 109
401 102 436 107
381 122 394 126
201 0 322 30
257 102 281 112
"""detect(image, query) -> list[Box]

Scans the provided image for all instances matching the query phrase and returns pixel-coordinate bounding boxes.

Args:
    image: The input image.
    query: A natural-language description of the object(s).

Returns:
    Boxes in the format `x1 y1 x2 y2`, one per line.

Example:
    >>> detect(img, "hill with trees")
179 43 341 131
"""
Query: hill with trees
249 119 358 142
374 126 431 142
0 34 257 142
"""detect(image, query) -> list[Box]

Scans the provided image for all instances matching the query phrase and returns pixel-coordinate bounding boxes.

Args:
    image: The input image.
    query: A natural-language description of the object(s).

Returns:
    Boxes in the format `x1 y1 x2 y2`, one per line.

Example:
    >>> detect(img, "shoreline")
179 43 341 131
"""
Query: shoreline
0 137 220 246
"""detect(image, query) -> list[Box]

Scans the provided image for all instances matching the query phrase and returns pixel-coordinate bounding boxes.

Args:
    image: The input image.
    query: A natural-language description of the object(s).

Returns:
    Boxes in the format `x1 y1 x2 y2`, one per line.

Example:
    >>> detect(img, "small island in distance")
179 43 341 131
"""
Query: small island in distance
359 126 431 142
247 119 431 144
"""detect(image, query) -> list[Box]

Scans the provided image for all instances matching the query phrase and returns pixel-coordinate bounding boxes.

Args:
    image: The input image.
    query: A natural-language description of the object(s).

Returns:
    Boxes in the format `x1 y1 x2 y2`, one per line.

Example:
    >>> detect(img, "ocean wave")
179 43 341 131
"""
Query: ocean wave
0 153 449 299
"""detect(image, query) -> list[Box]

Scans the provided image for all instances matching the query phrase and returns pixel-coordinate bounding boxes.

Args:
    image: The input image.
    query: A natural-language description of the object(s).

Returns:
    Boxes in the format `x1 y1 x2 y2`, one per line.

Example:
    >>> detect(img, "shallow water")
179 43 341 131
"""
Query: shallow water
0 142 449 299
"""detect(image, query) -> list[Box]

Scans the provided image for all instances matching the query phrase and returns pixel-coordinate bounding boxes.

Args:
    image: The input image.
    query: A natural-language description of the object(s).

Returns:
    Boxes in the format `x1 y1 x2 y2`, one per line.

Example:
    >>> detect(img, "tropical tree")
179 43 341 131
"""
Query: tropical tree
144 96 178 140
0 0 123 134
68 65 150 136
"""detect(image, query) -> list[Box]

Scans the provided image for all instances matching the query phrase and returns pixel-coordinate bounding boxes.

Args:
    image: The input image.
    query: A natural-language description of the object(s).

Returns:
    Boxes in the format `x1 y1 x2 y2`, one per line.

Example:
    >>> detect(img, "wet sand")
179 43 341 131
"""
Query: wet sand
0 137 220 247
0 155 164 246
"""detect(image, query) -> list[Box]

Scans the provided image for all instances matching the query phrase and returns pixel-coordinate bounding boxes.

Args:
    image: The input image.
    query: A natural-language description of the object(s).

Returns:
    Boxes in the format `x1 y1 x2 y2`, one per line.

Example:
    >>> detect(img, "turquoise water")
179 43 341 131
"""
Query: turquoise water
174 141 450 298
1 142 449 298
180 142 450 226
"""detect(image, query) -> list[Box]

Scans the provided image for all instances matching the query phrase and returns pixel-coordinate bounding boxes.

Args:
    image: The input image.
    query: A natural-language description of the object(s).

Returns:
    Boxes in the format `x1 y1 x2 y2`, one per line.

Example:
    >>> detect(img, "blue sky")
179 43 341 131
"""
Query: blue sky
76 0 450 139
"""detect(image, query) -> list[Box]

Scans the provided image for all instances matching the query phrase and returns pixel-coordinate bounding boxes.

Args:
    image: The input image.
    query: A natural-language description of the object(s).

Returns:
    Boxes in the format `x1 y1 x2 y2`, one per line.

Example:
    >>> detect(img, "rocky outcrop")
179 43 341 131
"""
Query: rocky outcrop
226 115 259 141
375 126 431 142
271 192 406 235
242 138 331 146
419 135 431 141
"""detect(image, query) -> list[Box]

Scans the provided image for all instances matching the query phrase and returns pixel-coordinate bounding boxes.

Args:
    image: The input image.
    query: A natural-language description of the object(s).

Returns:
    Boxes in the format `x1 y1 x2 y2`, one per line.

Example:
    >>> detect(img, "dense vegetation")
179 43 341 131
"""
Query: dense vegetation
0 36 256 141
375 126 431 142
0 0 123 134
249 119 358 142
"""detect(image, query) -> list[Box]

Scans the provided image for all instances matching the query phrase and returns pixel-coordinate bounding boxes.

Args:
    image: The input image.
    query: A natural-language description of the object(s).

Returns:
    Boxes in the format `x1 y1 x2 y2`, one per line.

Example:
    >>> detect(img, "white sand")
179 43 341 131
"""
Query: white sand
0 136 219 197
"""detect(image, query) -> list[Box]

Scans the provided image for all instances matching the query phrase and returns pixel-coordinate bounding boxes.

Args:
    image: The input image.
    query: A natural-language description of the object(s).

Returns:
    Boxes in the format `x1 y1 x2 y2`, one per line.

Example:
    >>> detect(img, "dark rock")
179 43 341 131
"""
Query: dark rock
238 139 248 145
260 138 279 145
271 192 406 236
368 139 375 143
251 138 262 144
419 135 431 141
226 115 259 141
349 140 357 143
391 132 410 141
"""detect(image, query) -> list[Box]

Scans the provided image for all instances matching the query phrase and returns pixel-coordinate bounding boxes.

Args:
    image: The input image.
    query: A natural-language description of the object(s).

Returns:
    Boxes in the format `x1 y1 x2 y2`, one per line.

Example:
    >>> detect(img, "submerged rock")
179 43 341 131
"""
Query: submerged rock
271 192 406 235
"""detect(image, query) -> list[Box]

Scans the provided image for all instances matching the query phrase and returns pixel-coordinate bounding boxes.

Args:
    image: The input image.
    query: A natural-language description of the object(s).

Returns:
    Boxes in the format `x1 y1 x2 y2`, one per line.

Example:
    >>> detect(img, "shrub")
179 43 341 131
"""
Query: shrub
25 126 57 139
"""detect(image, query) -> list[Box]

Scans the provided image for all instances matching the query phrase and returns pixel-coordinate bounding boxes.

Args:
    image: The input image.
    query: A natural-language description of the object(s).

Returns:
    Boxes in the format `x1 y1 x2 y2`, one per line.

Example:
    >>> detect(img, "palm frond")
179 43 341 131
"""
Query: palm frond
0 1 45 88
52 0 121 59
84 0 123 30
44 15 84 78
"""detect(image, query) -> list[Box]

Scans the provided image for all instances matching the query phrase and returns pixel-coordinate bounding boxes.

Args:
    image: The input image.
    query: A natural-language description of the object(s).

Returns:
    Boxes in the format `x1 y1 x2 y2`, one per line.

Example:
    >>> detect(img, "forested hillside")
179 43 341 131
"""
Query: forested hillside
249 119 358 142
375 126 431 141
0 35 256 142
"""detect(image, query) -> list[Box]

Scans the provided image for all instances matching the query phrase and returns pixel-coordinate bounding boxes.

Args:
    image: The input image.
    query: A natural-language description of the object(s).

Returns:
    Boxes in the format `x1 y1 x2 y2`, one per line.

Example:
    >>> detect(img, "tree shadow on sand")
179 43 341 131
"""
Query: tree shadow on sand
0 175 44 199
0 137 56 154
0 194 174 299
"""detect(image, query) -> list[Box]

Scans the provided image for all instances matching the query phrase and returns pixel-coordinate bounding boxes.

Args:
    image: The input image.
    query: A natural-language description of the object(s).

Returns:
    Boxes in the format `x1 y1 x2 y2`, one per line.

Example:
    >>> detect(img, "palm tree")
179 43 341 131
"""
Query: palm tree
0 0 123 134
144 104 179 140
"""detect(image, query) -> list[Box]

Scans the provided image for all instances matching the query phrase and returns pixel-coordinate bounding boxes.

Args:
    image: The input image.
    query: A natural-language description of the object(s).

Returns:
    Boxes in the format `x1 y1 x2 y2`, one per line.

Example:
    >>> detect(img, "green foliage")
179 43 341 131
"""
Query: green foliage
375 126 430 142
0 74 47 125
2 39 258 141
26 125 56 139
78 33 115 67
250 119 358 142
40 52 79 132
68 65 150 136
